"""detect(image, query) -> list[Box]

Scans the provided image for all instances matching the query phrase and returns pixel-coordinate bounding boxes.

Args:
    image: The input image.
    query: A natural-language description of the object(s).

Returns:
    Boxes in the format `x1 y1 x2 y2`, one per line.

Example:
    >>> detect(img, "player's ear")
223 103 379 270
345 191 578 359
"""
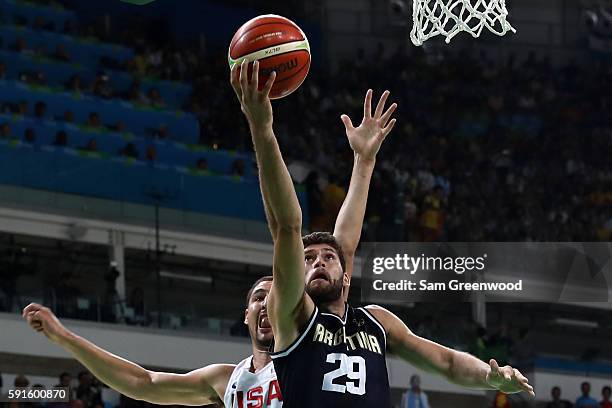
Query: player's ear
244 308 249 325
343 272 350 287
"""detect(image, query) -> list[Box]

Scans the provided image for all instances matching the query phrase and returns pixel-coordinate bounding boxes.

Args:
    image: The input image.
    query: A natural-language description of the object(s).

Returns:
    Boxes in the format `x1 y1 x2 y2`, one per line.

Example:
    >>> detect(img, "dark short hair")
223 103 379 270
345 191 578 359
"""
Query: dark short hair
603 386 611 393
302 232 346 272
245 275 273 307
59 372 70 379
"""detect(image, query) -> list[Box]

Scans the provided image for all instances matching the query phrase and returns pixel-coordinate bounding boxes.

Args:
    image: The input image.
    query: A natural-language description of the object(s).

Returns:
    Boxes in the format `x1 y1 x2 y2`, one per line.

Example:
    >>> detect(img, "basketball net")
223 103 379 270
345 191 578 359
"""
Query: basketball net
411 0 516 46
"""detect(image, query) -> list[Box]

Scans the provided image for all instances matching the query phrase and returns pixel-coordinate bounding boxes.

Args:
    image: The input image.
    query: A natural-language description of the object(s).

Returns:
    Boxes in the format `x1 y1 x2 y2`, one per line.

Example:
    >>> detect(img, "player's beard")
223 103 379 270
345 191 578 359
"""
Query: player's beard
306 277 343 304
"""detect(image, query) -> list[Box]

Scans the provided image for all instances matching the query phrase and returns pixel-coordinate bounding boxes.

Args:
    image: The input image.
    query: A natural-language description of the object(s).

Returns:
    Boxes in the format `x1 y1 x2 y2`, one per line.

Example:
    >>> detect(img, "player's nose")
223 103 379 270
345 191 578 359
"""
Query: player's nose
314 253 326 268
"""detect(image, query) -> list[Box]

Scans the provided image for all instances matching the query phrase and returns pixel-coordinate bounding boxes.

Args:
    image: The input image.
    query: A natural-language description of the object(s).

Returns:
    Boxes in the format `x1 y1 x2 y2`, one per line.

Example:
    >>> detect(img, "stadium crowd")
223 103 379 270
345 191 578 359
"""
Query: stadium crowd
103 19 612 243
2 1 611 243
0 371 611 408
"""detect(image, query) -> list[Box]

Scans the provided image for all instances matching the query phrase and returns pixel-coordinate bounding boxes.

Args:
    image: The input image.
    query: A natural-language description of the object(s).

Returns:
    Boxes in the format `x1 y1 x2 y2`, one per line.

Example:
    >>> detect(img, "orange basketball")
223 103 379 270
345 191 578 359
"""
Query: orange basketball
228 14 311 99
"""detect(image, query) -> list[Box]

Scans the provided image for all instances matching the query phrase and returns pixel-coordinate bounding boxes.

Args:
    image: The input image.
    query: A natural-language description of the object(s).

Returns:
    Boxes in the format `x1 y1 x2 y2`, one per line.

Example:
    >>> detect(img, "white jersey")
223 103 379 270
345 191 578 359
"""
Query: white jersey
223 355 283 408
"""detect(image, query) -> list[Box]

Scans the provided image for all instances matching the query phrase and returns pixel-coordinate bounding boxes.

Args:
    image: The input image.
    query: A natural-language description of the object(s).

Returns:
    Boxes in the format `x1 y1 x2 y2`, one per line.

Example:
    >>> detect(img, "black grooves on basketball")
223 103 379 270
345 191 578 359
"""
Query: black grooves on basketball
258 50 310 84
231 21 304 58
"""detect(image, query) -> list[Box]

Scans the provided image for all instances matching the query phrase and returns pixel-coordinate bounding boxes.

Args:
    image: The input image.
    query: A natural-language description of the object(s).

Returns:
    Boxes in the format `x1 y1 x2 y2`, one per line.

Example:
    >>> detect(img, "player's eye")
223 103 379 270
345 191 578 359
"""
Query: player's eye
305 255 314 262
326 254 335 260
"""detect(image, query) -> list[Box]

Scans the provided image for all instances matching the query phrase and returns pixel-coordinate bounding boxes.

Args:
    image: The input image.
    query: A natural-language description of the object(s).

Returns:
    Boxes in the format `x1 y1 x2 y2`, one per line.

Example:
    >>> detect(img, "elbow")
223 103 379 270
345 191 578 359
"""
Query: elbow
275 214 302 233
131 370 155 400
444 350 461 381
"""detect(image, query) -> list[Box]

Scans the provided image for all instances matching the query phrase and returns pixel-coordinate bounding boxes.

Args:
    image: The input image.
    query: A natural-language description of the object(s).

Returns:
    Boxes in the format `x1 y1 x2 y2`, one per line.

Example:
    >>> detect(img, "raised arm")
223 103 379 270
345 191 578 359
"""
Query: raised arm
230 60 314 350
366 305 535 396
333 89 397 293
23 303 232 406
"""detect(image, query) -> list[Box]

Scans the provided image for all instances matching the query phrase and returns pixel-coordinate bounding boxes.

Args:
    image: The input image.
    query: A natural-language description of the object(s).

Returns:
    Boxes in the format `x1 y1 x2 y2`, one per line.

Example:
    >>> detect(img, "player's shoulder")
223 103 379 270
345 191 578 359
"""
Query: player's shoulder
203 363 237 378
362 304 411 334
362 304 392 320
359 304 393 332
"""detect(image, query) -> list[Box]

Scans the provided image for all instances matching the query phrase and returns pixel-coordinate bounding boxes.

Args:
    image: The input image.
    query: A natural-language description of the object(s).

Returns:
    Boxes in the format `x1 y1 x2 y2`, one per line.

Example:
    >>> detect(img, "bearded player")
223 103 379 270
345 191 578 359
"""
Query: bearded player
22 64 393 407
231 59 535 407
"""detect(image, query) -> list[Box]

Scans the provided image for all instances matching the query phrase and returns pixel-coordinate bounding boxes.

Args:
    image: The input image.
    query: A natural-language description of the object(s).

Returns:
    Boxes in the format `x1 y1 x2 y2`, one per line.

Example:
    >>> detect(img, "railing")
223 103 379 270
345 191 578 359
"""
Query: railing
6 287 243 336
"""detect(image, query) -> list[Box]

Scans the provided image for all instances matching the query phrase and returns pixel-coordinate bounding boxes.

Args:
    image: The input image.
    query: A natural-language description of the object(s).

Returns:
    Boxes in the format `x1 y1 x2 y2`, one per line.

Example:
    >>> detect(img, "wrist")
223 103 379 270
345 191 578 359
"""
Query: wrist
355 154 376 167
248 120 273 135
56 328 76 347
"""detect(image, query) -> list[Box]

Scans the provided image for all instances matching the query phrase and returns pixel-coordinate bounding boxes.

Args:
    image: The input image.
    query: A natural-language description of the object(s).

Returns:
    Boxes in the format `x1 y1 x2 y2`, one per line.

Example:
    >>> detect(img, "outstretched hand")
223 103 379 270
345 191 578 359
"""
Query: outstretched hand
341 89 397 161
486 359 535 397
230 59 276 132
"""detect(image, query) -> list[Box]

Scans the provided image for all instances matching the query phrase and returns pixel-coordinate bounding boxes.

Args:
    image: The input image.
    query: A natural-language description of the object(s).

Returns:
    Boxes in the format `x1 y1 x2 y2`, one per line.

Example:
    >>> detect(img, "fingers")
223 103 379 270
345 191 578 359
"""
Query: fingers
252 60 259 92
230 63 243 101
341 114 354 131
262 71 276 98
489 359 501 377
380 103 397 127
381 118 396 138
239 59 250 95
514 369 534 396
364 89 373 119
22 302 42 318
374 90 390 119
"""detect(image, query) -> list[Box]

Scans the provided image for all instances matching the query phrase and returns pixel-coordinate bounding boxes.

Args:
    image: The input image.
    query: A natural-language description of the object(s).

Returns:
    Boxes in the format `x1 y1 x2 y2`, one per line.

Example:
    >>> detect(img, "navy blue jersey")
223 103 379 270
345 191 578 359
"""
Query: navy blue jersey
271 304 391 408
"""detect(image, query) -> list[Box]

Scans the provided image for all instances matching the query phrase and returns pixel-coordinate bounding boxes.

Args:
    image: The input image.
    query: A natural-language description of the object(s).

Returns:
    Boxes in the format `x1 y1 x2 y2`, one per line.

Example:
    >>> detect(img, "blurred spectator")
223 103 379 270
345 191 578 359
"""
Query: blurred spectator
86 113 102 129
53 44 71 62
120 142 139 159
124 80 145 104
31 384 46 408
576 382 598 408
54 130 68 147
0 123 12 139
14 374 29 387
230 158 245 177
24 128 36 144
34 102 46 119
420 185 445 242
14 101 28 116
547 386 573 408
492 390 511 408
75 371 102 408
57 110 75 123
145 145 156 162
91 72 113 99
101 263 120 323
147 88 165 108
602 386 612 408
400 375 429 408
56 372 75 400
